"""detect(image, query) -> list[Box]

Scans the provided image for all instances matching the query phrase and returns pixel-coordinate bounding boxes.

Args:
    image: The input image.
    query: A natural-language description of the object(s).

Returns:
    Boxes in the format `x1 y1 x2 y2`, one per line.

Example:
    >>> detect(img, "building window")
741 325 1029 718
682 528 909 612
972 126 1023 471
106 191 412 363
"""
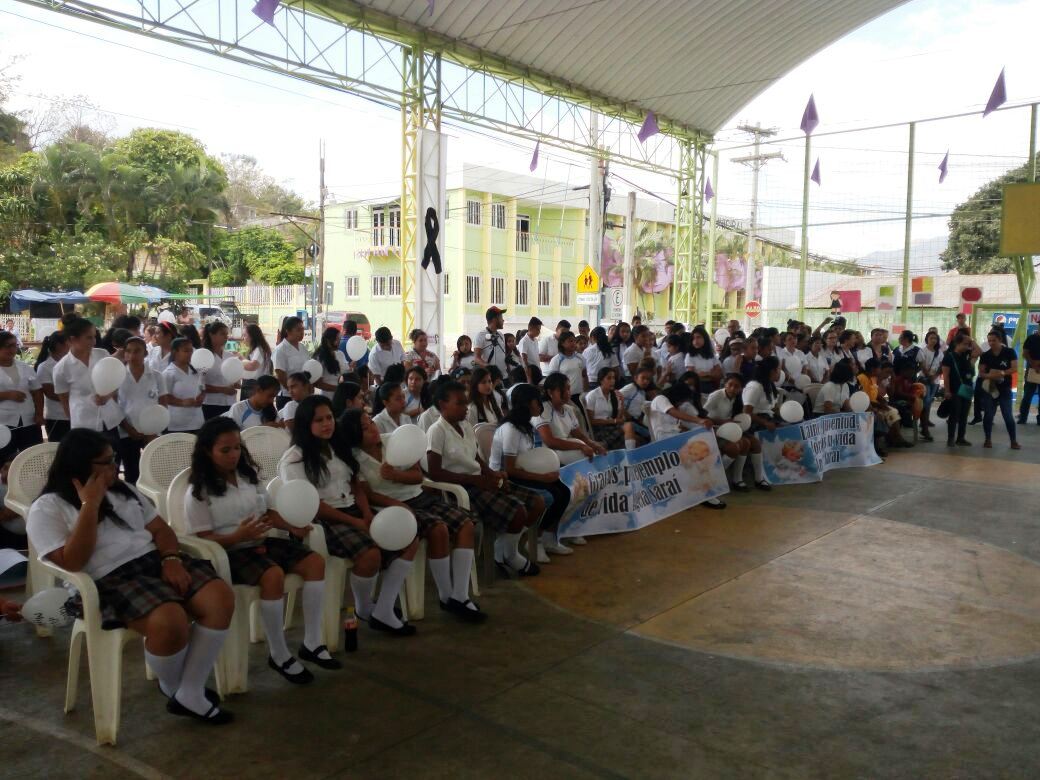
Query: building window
560 281 571 308
466 200 482 225
515 278 529 307
371 275 386 298
516 214 530 252
343 209 358 229
443 273 450 297
490 276 505 306
388 208 401 247
537 280 551 307
466 275 481 304
372 209 385 246
345 275 360 298
491 203 506 230
388 275 402 297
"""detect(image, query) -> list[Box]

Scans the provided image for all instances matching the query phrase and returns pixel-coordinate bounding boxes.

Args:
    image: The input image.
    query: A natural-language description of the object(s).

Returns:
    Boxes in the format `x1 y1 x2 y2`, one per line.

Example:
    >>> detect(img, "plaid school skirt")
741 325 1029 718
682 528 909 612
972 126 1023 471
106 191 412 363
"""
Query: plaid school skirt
318 509 411 564
464 482 543 532
68 551 220 629
225 538 315 586
593 423 627 450
406 491 476 536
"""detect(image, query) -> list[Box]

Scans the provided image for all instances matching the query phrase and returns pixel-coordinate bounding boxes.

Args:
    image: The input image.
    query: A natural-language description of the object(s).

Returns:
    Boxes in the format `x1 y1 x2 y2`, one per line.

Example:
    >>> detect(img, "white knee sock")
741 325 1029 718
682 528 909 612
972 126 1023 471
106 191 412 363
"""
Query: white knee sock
450 548 474 603
721 454 733 468
500 531 527 570
301 580 326 653
260 598 299 672
751 453 766 482
429 556 452 602
730 455 747 483
372 558 412 628
174 624 227 715
350 573 377 620
146 646 186 698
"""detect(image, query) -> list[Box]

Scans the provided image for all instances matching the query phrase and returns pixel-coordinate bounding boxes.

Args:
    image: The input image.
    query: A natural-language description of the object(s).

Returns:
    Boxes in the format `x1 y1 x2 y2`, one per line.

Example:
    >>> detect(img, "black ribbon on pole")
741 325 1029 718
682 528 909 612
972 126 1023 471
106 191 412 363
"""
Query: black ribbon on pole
422 207 441 273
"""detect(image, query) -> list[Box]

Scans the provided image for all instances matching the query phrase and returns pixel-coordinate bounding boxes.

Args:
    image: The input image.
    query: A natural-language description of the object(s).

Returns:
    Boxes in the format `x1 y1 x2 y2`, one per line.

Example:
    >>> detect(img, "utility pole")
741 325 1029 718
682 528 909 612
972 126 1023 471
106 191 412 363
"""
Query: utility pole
316 140 327 333
622 191 636 322
732 124 783 327
586 112 603 326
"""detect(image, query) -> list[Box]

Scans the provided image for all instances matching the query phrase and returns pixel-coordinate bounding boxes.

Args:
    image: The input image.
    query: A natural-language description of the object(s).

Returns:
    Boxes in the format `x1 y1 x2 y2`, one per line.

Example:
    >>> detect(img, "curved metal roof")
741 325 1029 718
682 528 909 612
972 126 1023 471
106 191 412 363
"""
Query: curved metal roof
349 0 908 136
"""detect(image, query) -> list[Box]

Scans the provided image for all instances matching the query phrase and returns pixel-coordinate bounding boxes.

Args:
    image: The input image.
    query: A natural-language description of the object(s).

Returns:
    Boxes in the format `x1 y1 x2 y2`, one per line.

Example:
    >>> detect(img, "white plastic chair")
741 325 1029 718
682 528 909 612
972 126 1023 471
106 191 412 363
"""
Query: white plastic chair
6 443 60 607
240 426 291 483
473 422 496 462
570 402 592 437
137 433 196 518
166 469 310 693
643 400 657 441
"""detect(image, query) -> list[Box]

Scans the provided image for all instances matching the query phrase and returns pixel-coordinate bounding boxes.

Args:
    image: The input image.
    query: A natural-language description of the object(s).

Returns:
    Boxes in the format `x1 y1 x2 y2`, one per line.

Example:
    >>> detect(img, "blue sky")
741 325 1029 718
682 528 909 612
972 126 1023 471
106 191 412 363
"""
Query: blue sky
1 0 1037 264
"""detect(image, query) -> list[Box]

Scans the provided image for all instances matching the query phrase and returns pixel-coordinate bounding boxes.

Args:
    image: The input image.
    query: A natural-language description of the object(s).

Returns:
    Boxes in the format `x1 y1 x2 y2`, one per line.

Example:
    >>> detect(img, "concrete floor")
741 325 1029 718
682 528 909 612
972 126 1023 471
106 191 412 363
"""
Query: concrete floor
2 418 1039 779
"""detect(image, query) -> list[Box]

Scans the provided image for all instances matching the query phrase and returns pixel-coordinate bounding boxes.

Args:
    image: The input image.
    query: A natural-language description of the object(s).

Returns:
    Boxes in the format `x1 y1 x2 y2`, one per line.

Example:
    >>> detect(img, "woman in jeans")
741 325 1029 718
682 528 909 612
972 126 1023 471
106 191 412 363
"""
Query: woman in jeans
978 330 1020 450
941 333 975 447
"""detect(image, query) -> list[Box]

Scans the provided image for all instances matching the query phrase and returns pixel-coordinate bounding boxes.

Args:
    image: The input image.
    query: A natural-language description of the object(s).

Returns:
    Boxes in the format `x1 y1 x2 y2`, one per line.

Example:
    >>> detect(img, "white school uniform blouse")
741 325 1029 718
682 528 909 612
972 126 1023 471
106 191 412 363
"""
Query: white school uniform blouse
703 388 738 423
426 417 482 476
489 422 535 471
548 353 586 393
721 355 743 374
224 399 270 429
539 336 558 370
417 406 441 432
373 408 413 435
146 346 171 374
52 349 125 431
583 388 619 422
664 352 686 379
354 438 422 502
535 405 580 439
276 398 299 423
741 381 776 415
454 353 477 370
582 346 619 383
28 487 157 580
183 478 269 550
650 396 682 438
518 334 541 369
35 357 68 422
247 346 272 378
805 352 830 383
272 339 309 396
623 343 651 369
315 352 348 398
814 382 851 414
367 341 405 380
0 361 40 427
161 364 205 432
279 445 356 508
619 383 647 421
779 348 808 381
684 354 721 374
466 400 503 427
202 350 236 407
118 367 166 437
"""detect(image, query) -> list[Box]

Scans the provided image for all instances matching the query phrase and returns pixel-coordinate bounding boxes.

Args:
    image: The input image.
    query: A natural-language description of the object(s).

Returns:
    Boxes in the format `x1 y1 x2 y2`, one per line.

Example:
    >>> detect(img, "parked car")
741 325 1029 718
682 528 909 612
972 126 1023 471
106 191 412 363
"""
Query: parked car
323 311 371 339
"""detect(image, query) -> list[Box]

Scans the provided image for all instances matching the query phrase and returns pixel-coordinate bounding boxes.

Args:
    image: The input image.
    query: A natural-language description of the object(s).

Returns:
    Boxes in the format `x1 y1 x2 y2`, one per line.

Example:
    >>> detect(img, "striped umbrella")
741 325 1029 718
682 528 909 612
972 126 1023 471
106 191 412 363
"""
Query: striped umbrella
85 282 169 304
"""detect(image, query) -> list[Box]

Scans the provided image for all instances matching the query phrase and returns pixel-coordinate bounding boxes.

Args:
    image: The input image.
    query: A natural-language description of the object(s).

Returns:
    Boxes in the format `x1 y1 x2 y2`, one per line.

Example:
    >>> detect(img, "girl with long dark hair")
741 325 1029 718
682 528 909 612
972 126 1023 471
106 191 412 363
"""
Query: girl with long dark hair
466 366 504 425
162 338 205 433
35 331 71 443
241 323 273 400
116 337 167 483
583 366 637 450
919 330 944 440
372 382 411 434
0 331 43 460
535 372 605 466
742 356 781 433
403 366 430 421
704 373 766 489
278 396 419 636
684 326 722 393
52 317 124 440
186 417 338 683
339 409 486 622
312 326 348 398
273 316 308 409
201 322 239 420
147 321 178 373
582 326 619 385
26 429 235 724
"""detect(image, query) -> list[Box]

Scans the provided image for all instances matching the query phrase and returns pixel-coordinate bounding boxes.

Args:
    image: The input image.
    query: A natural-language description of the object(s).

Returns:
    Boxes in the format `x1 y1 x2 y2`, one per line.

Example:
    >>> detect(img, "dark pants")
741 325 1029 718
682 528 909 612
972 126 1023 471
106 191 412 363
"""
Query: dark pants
970 377 986 422
202 404 229 421
44 419 70 443
510 476 570 534
983 393 1017 443
946 394 969 444
1018 382 1039 422
0 423 43 463
116 437 146 485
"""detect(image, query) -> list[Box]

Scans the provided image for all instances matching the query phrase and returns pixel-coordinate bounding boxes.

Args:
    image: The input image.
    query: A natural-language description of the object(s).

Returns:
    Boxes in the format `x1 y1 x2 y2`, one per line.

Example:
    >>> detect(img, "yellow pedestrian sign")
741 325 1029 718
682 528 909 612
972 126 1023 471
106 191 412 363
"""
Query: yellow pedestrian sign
576 264 601 305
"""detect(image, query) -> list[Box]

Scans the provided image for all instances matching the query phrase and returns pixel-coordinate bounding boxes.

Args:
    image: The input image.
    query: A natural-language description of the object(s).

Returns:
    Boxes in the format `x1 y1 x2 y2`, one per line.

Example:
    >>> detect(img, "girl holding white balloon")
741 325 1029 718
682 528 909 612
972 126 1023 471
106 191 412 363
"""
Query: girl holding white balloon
372 382 413 435
279 395 419 637
52 317 125 441
240 324 273 400
340 409 486 623
312 327 348 398
200 323 240 420
116 337 168 483
273 317 309 410
162 338 206 434
0 330 44 460
813 361 854 416
741 357 782 435
704 374 767 491
186 417 338 683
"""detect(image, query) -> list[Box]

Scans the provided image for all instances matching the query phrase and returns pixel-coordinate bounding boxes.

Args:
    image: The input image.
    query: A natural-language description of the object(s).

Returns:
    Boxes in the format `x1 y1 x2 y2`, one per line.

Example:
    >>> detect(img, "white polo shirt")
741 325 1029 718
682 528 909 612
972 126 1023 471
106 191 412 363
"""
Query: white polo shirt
650 396 682 438
518 334 541 370
279 445 356 509
778 348 808 382
224 399 272 429
426 417 481 476
367 340 405 380
582 345 619 383
534 404 580 439
619 383 647 421
741 380 776 415
354 437 422 502
35 357 68 422
583 388 618 423
374 408 414 435
272 339 309 396
162 363 205 432
118 367 166 437
183 478 269 549
623 343 651 370
52 349 124 431
548 353 586 393
489 421 535 471
0 360 40 427
202 349 237 407
814 382 850 414
703 388 738 423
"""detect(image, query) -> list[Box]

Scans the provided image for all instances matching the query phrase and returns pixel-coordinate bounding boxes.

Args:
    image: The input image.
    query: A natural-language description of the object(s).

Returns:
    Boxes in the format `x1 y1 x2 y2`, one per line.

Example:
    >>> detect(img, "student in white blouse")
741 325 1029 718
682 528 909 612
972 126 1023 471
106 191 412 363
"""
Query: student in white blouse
272 317 309 409
582 327 620 386
583 366 637 451
535 373 605 466
703 374 766 489
146 321 177 374
371 382 415 435
623 326 656 377
0 330 43 458
814 361 854 415
200 322 240 420
162 339 205 433
548 331 588 400
312 327 348 398
741 357 782 445
466 367 505 426
52 317 124 438
186 417 338 682
117 337 167 483
777 332 809 384
367 327 406 384
240 324 273 400
34 331 71 444
276 372 313 432
517 318 544 383
684 327 723 393
279 395 419 636
804 336 831 384
223 375 281 429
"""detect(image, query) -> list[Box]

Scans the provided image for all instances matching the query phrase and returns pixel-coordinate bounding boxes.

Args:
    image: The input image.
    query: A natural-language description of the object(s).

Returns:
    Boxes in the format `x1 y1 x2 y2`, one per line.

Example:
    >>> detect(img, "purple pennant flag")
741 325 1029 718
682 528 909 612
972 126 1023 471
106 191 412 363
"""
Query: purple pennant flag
810 158 821 185
427 0 435 15
637 111 659 143
252 0 278 25
704 177 714 202
800 94 819 136
938 151 949 183
529 141 540 172
983 68 1006 117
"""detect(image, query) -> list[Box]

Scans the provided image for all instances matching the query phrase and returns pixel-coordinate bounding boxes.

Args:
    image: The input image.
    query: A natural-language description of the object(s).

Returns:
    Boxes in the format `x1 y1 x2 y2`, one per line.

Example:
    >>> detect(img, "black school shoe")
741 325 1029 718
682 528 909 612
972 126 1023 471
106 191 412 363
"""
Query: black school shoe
157 682 220 707
298 644 343 670
440 598 488 623
369 616 417 636
166 696 234 725
268 656 315 684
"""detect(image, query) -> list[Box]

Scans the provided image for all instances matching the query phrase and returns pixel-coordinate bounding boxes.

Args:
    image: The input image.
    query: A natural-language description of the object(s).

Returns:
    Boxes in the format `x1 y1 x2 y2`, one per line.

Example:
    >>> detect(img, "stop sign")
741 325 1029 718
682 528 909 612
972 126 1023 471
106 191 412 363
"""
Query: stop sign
745 300 762 318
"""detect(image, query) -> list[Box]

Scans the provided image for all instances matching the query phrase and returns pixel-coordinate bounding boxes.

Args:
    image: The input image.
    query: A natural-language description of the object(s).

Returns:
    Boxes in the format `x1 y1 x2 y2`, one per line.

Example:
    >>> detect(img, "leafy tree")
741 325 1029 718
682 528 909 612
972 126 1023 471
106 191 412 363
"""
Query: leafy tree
941 154 1039 274
221 153 307 224
212 225 304 286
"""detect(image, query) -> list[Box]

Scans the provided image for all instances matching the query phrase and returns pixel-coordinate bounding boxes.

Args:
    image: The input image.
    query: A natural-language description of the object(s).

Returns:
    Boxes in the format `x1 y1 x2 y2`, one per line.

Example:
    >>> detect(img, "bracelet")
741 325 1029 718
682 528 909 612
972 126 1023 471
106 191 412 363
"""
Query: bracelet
161 553 181 564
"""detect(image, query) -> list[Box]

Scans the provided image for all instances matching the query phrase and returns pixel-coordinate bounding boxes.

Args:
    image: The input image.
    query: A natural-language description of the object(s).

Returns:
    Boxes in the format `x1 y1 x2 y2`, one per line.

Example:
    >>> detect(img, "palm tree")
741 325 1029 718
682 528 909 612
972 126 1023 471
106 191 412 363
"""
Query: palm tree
629 220 666 318
146 158 229 278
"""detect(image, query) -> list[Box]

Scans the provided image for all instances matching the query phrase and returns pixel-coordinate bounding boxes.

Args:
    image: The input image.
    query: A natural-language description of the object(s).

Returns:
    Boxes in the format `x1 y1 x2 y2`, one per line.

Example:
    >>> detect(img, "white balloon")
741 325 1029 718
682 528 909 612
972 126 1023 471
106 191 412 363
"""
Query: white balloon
135 405 170 436
516 447 561 475
716 422 742 442
91 356 127 396
713 327 729 346
369 506 417 551
275 479 320 527
190 348 215 371
794 374 812 390
303 359 324 383
21 587 74 629
780 400 805 423
849 391 871 413
734 413 752 432
221 357 244 384
385 425 427 468
158 310 176 324
346 335 368 361
777 369 787 386
0 424 10 450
